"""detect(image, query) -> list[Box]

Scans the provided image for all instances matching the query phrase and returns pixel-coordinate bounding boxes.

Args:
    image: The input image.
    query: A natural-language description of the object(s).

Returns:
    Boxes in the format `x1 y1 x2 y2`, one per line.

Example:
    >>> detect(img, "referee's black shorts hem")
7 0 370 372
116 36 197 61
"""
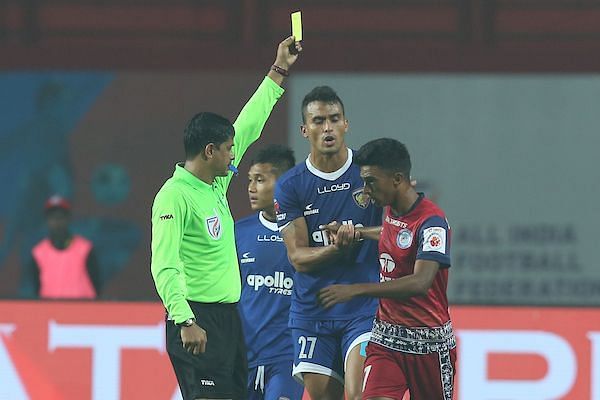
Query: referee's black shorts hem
166 301 247 400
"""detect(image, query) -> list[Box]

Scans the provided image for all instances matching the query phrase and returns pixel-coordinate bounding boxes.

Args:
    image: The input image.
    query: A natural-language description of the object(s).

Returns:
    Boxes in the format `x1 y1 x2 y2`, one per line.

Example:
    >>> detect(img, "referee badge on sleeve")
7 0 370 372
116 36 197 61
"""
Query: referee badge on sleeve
206 215 222 240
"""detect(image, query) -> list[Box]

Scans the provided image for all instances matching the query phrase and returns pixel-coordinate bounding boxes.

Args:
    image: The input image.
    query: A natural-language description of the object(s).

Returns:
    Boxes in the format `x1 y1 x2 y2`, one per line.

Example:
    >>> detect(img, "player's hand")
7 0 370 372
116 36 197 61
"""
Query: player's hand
319 221 341 245
181 323 207 355
274 36 302 70
318 284 356 308
335 223 361 248
320 221 360 248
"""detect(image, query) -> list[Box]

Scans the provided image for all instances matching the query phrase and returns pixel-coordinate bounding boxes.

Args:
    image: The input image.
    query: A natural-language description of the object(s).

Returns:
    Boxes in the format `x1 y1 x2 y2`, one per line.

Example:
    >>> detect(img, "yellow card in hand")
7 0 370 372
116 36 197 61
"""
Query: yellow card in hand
291 11 302 41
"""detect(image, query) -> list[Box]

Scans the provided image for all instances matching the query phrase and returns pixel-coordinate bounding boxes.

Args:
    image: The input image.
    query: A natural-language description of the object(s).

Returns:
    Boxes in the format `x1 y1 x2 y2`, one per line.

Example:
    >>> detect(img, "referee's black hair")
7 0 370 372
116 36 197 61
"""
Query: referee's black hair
183 112 234 160
250 144 296 177
355 138 411 179
301 86 345 123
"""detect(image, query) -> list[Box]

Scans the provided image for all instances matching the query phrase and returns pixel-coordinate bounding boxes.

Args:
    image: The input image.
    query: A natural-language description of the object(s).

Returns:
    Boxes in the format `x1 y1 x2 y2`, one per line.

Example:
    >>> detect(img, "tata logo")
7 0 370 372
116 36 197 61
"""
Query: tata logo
317 183 351 194
240 252 256 264
379 252 396 273
257 234 283 242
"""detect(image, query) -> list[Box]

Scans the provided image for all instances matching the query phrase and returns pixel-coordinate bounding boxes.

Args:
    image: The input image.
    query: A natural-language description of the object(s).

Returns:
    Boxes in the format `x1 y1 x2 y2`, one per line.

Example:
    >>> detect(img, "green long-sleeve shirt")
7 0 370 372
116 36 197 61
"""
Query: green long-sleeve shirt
151 76 284 324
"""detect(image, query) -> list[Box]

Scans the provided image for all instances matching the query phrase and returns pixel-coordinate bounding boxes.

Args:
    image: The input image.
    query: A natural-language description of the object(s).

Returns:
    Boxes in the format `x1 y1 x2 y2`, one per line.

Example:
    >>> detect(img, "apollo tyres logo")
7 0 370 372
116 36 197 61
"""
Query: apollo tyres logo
379 252 396 282
205 215 222 240
246 271 293 295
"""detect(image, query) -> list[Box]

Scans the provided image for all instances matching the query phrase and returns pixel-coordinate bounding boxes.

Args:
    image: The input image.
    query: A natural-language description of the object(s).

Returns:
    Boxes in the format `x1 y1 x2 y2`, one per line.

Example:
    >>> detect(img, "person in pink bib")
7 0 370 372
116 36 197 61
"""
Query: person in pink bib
25 195 101 299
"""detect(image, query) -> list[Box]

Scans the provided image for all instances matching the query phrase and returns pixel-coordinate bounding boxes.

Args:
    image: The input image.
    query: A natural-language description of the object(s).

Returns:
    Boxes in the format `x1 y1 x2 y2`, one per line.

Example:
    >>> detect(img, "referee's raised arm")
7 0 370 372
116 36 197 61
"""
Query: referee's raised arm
224 36 302 192
267 36 302 86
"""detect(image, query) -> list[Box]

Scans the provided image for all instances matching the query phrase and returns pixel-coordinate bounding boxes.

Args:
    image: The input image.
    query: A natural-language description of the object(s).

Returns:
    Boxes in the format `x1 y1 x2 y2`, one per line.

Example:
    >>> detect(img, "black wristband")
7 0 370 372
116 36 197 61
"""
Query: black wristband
271 64 289 77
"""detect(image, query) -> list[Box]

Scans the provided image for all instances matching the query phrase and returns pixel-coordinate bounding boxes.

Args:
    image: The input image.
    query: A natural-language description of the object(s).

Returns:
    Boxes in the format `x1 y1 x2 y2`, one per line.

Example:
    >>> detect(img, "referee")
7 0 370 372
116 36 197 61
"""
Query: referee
151 36 302 400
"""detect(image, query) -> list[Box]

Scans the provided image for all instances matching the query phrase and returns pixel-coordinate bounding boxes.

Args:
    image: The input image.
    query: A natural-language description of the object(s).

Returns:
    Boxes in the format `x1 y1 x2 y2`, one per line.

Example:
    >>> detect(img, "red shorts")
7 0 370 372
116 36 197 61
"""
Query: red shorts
362 342 457 400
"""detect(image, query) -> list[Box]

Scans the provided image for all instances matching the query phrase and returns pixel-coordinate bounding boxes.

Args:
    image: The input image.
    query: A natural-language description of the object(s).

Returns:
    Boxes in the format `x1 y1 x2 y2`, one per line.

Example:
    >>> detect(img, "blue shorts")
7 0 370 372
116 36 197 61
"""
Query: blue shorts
247 360 304 400
290 315 373 384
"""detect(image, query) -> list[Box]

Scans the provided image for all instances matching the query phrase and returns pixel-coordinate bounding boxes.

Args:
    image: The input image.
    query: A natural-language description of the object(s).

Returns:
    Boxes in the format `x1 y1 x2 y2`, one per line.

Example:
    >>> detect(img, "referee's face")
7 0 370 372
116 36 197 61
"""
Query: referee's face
212 138 235 176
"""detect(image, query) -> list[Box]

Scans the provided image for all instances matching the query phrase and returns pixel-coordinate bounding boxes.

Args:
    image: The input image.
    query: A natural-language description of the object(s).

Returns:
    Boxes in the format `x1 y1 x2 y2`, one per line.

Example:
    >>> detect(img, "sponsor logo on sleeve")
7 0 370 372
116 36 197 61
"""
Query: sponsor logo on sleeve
205 215 222 240
159 214 173 220
422 227 446 253
274 198 287 221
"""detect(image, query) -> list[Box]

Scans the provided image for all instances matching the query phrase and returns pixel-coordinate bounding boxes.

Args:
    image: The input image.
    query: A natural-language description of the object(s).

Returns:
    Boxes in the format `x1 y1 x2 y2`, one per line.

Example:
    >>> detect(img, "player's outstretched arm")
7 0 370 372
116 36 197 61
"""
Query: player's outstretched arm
317 259 440 307
357 226 383 241
281 217 343 273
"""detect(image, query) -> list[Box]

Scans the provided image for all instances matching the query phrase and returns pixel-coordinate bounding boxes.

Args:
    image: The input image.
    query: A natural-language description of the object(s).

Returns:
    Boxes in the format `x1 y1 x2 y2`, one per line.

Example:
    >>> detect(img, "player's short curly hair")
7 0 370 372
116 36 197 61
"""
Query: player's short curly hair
301 86 345 123
355 138 411 178
250 144 296 177
183 112 234 160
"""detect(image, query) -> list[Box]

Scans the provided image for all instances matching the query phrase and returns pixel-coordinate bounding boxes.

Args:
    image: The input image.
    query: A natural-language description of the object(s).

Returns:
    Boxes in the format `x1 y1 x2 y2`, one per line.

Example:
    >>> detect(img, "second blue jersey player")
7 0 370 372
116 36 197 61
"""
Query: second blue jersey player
236 144 304 400
274 86 382 400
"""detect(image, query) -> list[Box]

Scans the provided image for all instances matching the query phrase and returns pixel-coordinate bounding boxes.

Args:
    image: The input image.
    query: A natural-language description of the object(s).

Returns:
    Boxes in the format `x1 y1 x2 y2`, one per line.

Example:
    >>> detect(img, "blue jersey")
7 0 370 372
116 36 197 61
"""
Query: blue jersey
236 212 295 367
274 148 381 321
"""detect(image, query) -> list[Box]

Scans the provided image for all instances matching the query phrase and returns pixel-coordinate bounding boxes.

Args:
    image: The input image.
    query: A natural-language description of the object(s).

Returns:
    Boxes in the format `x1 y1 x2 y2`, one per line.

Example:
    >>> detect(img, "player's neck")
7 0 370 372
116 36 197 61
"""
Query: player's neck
184 159 215 185
309 146 349 173
261 209 277 222
391 189 420 216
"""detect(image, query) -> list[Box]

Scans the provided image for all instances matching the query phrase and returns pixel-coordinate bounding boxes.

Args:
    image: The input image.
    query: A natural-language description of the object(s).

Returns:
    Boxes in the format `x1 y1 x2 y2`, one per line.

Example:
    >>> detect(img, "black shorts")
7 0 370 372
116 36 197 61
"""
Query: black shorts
166 302 247 400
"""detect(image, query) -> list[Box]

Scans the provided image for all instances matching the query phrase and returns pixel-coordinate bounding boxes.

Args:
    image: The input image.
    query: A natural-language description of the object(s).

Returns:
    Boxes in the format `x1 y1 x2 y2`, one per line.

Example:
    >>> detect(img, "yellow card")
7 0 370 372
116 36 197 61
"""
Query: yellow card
291 11 302 41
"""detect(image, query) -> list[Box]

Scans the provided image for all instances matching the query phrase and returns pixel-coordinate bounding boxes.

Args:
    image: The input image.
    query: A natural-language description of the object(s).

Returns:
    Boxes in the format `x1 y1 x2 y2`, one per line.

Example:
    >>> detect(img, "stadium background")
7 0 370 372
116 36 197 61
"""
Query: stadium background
1 1 599 399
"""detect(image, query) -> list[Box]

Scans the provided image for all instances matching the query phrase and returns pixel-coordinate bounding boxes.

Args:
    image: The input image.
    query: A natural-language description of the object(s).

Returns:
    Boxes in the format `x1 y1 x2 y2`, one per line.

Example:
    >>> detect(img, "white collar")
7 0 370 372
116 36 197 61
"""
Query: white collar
305 148 353 181
259 211 279 232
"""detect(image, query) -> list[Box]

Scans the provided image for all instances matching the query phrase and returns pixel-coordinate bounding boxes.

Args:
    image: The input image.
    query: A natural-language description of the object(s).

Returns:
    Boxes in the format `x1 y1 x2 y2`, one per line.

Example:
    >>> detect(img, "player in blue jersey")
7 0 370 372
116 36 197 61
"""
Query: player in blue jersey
274 86 382 400
236 144 304 400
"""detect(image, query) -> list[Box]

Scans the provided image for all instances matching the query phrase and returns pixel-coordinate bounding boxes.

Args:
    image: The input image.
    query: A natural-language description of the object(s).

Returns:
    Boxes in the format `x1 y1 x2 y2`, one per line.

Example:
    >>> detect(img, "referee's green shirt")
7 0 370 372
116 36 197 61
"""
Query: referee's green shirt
151 77 284 324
